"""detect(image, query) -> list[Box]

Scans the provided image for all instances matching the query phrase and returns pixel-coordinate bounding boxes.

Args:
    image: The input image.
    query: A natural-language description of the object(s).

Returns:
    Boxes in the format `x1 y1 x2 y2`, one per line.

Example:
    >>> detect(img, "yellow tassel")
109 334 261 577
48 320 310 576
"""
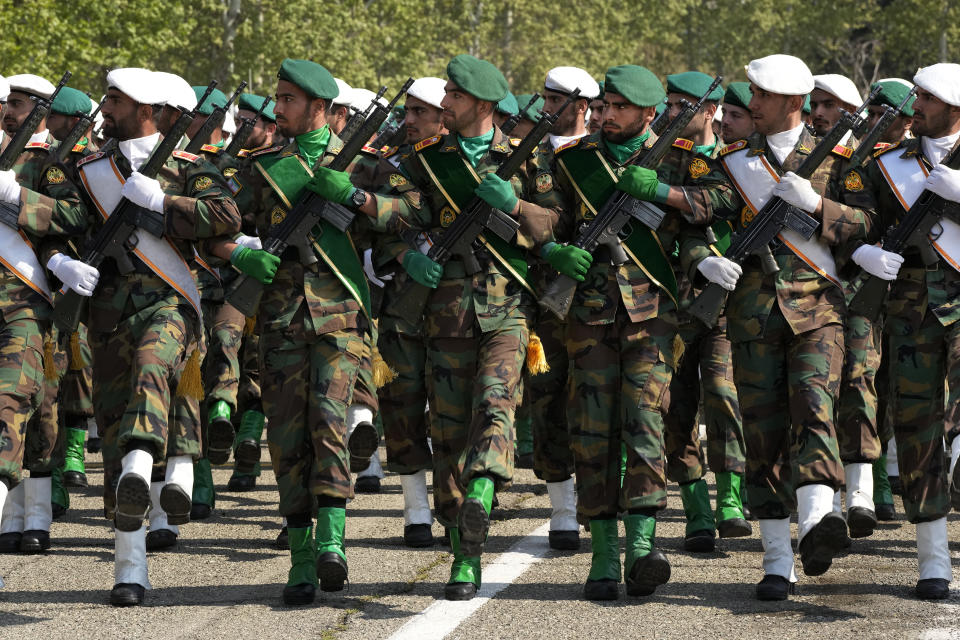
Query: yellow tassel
69 331 85 370
525 331 550 375
372 346 397 388
175 347 205 400
43 339 58 381
243 315 257 336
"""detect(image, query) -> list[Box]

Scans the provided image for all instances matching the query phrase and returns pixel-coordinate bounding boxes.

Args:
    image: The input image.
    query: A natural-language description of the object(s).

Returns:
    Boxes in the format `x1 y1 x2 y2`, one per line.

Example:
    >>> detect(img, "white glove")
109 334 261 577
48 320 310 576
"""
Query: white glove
362 247 393 288
773 172 821 213
0 170 21 204
234 235 262 250
924 165 960 204
696 255 742 291
121 172 166 212
851 244 904 281
47 253 100 296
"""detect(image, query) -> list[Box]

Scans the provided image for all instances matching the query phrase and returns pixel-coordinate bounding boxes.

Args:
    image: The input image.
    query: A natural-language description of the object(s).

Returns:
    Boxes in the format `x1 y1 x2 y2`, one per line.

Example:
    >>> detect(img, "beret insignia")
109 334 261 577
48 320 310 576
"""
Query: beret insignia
688 158 710 179
45 166 66 184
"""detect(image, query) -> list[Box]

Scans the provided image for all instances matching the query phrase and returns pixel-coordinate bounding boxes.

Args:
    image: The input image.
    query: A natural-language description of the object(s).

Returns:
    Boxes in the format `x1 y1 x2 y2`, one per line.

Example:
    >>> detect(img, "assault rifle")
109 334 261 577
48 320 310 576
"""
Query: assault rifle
224 79 413 317
500 93 541 136
0 72 71 228
338 87 387 145
846 87 918 171
53 83 216 333
538 76 722 320
224 94 270 158
184 81 246 155
687 86 880 328
387 89 583 325
55 95 105 162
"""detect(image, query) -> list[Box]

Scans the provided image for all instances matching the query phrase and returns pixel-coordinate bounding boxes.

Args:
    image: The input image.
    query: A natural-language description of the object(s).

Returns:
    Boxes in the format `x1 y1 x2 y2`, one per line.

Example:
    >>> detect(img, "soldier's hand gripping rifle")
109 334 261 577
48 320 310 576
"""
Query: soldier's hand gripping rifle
53 83 216 333
0 72 71 229
500 93 542 136
224 94 270 158
224 79 414 318
183 81 247 155
55 95 106 163
338 86 387 146
687 86 880 328
385 90 582 325
538 76 722 320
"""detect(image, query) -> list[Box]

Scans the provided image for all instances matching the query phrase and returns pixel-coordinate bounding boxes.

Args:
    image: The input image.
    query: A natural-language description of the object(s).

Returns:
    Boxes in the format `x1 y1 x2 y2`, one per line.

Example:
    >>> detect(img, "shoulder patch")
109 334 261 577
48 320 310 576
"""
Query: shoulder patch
688 158 710 179
719 140 748 156
554 138 582 154
844 171 864 192
873 141 901 158
200 144 223 154
223 167 238 178
831 144 854 159
171 149 201 163
71 141 88 153
25 141 51 151
414 135 441 152
249 144 284 158
672 138 695 151
388 173 407 188
45 166 66 184
76 151 105 167
193 176 213 191
535 173 553 193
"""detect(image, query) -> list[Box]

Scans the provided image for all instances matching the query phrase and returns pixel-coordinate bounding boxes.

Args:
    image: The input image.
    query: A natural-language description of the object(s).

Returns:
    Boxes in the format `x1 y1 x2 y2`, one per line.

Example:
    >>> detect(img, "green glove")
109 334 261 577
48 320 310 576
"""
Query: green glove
402 250 443 288
231 246 280 284
616 166 671 203
542 242 593 281
304 166 356 205
474 173 519 212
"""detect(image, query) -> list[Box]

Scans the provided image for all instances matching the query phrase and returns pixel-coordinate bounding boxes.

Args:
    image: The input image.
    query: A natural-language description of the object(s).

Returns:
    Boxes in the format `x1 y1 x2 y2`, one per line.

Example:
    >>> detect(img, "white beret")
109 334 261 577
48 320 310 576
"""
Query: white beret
913 63 960 107
151 71 197 111
5 74 56 99
544 66 600 99
223 104 237 134
106 68 165 106
332 78 353 107
92 96 104 129
713 103 724 122
348 88 387 114
813 74 862 107
0 75 9 101
406 76 446 109
877 77 913 89
745 54 813 96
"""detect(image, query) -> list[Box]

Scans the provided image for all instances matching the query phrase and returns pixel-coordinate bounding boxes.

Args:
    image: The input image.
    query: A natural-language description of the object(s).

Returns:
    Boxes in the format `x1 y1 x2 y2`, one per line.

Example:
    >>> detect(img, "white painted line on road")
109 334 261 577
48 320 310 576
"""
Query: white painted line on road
386 521 552 640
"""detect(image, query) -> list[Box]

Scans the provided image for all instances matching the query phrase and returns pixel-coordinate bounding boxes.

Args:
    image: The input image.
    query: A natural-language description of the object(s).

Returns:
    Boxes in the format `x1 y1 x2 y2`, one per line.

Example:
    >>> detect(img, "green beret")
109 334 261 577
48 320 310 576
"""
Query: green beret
596 80 604 99
604 65 665 108
515 93 545 123
237 93 277 122
446 54 509 103
277 58 338 100
802 94 811 114
666 71 722 102
870 80 915 117
192 86 228 116
50 86 91 116
496 91 519 116
723 82 752 111
655 100 666 116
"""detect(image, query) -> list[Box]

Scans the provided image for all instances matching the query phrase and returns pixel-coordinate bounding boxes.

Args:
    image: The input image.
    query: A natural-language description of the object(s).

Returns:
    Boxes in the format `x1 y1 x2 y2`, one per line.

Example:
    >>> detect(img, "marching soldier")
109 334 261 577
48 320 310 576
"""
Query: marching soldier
809 74 863 142
235 93 278 153
719 82 754 144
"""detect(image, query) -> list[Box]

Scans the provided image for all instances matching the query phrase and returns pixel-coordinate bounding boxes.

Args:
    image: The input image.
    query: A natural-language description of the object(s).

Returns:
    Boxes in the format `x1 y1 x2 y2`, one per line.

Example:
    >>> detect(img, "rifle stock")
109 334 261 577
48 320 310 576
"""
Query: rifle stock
184 81 246 155
224 92 269 158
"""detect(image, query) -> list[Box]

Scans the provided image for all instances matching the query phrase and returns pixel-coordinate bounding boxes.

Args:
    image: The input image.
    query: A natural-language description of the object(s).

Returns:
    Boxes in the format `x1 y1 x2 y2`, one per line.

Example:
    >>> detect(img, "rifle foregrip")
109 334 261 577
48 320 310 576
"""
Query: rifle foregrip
847 275 888 322
539 275 577 320
224 275 264 318
53 291 86 334
688 284 727 328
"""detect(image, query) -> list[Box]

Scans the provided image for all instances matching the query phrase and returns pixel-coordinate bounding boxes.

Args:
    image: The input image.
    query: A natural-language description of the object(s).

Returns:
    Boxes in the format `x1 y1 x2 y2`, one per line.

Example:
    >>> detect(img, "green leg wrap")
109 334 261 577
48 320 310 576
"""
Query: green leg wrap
465 476 495 514
515 414 533 457
448 527 481 587
287 526 318 587
620 444 627 489
191 458 216 508
315 507 346 561
62 428 86 475
623 513 656 572
52 467 69 511
715 472 747 522
235 409 265 443
873 455 894 505
679 479 716 535
208 400 231 424
230 462 261 480
587 519 621 582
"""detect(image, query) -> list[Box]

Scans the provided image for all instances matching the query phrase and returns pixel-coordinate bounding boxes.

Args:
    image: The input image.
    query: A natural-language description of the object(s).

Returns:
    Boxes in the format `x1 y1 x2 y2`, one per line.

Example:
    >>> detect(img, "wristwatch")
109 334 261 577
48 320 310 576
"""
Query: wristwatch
351 188 368 208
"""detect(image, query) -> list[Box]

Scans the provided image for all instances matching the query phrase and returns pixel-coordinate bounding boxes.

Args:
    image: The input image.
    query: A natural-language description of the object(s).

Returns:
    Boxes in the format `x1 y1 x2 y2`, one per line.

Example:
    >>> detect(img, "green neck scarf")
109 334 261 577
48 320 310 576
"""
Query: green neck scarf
295 124 331 168
457 128 495 168
694 138 718 157
603 129 651 164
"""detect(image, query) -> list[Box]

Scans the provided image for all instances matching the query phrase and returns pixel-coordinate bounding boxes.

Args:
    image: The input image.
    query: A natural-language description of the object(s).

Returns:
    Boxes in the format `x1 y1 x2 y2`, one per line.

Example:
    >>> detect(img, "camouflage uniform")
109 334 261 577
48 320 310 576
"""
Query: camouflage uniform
848 137 960 522
684 129 875 519
396 129 562 527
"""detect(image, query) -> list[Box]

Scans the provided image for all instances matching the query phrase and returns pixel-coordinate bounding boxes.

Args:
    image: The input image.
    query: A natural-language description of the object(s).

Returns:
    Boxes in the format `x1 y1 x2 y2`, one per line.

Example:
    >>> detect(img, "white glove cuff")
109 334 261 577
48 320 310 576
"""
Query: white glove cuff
46 253 68 272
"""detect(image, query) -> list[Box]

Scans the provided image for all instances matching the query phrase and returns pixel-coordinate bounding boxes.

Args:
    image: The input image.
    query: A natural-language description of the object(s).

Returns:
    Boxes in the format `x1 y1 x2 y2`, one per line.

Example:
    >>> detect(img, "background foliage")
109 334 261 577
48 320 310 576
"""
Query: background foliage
2 0 957 98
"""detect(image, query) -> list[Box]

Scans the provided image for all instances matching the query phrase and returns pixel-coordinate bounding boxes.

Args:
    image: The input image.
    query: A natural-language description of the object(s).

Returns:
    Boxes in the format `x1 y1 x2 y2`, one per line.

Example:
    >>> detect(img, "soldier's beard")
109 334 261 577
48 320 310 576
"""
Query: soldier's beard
603 118 646 143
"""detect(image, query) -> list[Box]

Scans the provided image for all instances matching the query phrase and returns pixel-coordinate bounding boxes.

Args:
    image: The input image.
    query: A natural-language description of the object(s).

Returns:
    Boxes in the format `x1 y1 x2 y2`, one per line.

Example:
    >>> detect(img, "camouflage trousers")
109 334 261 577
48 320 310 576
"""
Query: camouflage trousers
567 312 677 524
0 317 46 484
884 309 958 523
237 329 261 415
426 318 528 528
260 306 371 517
203 299 245 411
22 329 67 474
836 312 883 463
731 308 844 519
58 323 94 421
379 330 431 475
664 315 744 484
520 311 574 483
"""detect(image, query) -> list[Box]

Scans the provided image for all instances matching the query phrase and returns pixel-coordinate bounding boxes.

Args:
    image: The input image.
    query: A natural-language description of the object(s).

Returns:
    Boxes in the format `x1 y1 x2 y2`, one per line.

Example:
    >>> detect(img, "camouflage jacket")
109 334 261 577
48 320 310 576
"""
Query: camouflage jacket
680 128 875 341
395 127 563 337
2 132 87 323
846 136 960 327
230 133 424 336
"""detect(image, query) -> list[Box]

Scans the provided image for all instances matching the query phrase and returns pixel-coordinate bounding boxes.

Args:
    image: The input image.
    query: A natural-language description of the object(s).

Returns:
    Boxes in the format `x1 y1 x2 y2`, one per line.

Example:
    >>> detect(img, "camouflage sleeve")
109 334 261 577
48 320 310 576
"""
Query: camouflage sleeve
679 157 738 225
16 158 87 237
350 155 431 233
164 158 241 240
373 232 413 269
818 160 878 247
515 149 564 250
678 223 715 285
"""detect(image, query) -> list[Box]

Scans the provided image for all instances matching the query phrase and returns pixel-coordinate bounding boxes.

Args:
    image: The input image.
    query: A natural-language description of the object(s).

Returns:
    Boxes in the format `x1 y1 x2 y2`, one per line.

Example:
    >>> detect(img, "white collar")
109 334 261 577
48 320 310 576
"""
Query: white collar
29 130 49 145
921 130 960 166
119 132 161 172
548 132 588 150
765 123 805 165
